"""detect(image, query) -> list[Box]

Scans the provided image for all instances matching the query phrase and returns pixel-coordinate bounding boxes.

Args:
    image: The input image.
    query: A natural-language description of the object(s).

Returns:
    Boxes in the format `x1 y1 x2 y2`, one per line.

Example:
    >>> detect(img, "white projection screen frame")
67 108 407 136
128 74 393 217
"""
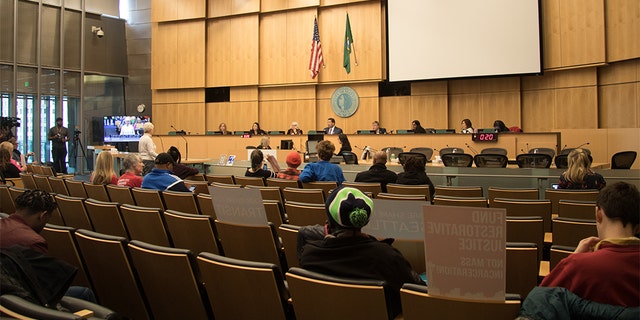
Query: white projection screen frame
387 0 541 82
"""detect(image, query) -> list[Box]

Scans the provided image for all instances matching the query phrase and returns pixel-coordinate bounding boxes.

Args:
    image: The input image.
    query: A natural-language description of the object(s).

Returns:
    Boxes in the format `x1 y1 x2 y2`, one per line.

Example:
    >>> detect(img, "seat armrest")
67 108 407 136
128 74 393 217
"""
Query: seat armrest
60 296 121 319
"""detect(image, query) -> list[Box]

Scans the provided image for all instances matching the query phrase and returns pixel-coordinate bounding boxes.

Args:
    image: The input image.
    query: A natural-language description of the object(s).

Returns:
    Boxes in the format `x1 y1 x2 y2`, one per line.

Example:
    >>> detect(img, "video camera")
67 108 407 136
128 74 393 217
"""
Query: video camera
0 117 20 130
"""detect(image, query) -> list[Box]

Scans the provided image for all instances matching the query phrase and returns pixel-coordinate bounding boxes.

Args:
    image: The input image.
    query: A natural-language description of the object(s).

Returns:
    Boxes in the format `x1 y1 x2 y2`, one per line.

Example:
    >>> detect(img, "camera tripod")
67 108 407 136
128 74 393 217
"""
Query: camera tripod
72 131 88 175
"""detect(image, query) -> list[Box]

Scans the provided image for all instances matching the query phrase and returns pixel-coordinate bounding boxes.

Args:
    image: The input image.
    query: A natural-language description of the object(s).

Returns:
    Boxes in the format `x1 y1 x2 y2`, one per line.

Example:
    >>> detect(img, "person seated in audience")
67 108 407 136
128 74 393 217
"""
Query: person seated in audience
277 151 302 181
90 151 118 185
540 182 639 307
287 121 303 135
336 134 352 156
372 121 387 134
167 146 198 179
0 189 97 303
460 118 475 133
354 151 397 192
558 148 606 190
323 118 343 135
141 153 190 192
0 148 20 178
9 137 34 167
245 149 281 179
396 156 435 200
299 187 424 319
117 154 143 188
256 136 272 149
218 122 232 135
411 120 427 134
299 140 346 185
493 120 510 132
249 122 267 136
0 141 24 172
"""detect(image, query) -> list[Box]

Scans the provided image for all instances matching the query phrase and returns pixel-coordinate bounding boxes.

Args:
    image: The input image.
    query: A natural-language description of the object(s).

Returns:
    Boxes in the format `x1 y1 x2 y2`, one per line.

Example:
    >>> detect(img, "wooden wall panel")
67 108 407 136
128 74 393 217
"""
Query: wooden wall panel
599 83 638 128
259 99 317 133
261 0 290 12
555 87 598 129
152 89 204 104
152 0 205 22
259 13 290 85
411 81 448 96
152 21 204 89
522 90 556 132
605 0 640 62
379 96 411 133
541 0 562 69
315 83 378 132
411 95 448 129
206 102 230 132
207 15 259 87
209 0 260 17
231 86 259 101
151 23 177 89
153 103 206 135
286 9 318 83
320 0 371 6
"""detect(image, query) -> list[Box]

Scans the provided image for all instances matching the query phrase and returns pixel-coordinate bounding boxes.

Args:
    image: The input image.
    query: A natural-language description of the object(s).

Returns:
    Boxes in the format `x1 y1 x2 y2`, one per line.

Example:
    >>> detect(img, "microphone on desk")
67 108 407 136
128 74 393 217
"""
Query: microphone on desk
171 125 189 160
354 145 372 161
526 143 529 153
464 143 478 155
575 142 590 149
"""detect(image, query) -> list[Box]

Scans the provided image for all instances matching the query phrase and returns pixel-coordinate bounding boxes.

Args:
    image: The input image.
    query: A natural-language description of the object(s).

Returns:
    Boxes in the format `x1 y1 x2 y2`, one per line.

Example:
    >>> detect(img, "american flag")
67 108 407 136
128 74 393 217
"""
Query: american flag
309 17 324 79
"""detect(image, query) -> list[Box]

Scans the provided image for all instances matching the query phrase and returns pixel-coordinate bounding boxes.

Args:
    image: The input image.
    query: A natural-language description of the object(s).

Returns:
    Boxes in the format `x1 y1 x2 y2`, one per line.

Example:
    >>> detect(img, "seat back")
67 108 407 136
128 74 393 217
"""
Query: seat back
8 186 26 202
131 188 165 210
342 151 359 164
54 194 93 230
480 147 508 156
554 154 569 169
473 154 508 168
0 184 16 213
266 178 300 190
558 200 596 219
301 181 338 198
392 239 426 274
40 224 91 288
83 183 110 202
441 153 473 167
74 229 151 320
284 201 327 226
282 187 325 204
197 253 291 320
196 193 216 218
19 173 37 190
31 164 44 175
528 147 556 158
214 220 284 271
127 240 212 320
611 151 637 169
544 188 599 215
278 224 300 269
120 204 172 246
246 185 284 204
64 179 87 198
287 267 391 320
409 147 434 161
33 174 53 192
162 190 200 215
487 187 538 206
205 174 235 184
433 195 488 207
398 152 427 166
438 147 464 156
234 176 266 187
184 174 205 181
375 193 428 201
386 184 432 202
163 210 221 255
506 242 539 299
41 166 57 177
493 198 552 232
516 154 552 168
83 199 128 238
106 185 136 205
400 284 520 320
48 177 69 196
552 217 597 247
506 216 544 263
263 200 286 228
550 245 575 271
342 181 383 197
435 185 483 198
184 180 209 194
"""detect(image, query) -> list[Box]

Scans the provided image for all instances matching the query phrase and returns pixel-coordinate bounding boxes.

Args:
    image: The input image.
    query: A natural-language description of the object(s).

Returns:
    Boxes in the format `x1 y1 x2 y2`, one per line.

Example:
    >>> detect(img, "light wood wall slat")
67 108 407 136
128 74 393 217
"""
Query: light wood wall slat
522 90 557 132
599 83 638 128
152 89 204 104
151 20 205 89
541 0 562 69
152 0 205 22
410 95 448 130
259 12 291 85
259 99 317 133
151 23 178 89
231 86 259 102
209 0 260 17
411 81 448 96
207 15 259 87
153 103 206 136
605 0 640 62
261 0 291 13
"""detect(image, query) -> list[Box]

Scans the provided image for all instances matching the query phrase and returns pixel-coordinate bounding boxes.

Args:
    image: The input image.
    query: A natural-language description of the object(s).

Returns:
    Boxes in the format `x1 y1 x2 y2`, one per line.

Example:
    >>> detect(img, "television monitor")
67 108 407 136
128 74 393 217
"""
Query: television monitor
103 115 151 143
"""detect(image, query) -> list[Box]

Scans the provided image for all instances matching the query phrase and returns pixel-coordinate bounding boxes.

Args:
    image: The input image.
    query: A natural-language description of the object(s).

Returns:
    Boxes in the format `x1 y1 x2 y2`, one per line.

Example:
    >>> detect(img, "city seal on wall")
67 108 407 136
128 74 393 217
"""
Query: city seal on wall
331 86 359 118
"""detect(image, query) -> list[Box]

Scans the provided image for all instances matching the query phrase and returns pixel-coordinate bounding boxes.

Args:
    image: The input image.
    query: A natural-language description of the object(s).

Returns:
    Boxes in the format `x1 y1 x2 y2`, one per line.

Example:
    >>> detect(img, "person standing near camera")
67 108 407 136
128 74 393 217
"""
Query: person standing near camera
48 117 69 174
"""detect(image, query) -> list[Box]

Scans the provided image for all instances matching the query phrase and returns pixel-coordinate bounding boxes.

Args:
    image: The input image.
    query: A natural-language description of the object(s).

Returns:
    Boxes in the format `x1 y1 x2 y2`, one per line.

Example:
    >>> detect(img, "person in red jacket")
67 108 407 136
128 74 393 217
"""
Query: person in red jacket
540 182 640 307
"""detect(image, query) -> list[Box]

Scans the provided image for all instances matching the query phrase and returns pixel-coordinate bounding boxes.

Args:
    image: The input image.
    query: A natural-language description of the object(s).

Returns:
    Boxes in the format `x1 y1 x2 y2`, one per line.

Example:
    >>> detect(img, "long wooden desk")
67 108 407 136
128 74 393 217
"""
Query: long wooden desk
152 132 561 163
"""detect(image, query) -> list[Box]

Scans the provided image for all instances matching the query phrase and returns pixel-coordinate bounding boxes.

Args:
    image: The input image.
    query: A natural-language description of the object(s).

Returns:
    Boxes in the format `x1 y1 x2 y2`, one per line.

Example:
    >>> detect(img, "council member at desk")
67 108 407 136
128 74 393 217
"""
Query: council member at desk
558 148 606 190
461 119 475 134
299 140 346 185
218 122 232 135
287 121 304 135
245 149 281 179
249 122 267 136
141 153 190 192
354 151 397 192
324 118 343 135
256 136 272 149
139 122 158 175
411 120 427 134
372 121 387 134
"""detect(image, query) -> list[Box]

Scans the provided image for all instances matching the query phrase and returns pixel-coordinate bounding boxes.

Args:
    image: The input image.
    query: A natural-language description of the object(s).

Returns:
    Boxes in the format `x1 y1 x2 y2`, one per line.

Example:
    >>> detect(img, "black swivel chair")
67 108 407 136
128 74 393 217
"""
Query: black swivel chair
528 148 556 158
516 154 553 168
441 153 473 167
473 154 508 168
611 151 637 169
438 147 464 157
342 152 359 165
398 152 427 166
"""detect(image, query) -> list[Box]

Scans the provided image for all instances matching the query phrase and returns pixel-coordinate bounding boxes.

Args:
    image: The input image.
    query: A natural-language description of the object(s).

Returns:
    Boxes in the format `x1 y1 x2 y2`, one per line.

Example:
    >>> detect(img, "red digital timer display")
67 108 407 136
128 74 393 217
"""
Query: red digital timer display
472 133 498 142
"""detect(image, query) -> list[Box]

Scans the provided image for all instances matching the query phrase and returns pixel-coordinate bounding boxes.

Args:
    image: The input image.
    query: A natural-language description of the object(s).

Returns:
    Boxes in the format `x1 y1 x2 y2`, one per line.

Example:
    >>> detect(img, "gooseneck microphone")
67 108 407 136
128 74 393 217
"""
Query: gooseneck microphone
171 125 189 160
464 143 478 155
575 142 590 149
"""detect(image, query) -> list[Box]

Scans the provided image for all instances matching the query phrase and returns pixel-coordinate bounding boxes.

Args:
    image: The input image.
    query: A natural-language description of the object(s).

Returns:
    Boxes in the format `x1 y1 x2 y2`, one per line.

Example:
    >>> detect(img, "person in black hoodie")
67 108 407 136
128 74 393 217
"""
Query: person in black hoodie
396 156 435 200
354 151 397 192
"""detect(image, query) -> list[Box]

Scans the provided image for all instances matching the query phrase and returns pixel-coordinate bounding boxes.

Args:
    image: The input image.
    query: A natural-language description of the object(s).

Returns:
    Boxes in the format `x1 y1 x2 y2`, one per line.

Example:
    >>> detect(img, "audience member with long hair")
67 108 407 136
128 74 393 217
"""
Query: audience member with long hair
0 148 20 178
90 151 118 185
336 133 352 156
558 148 606 190
396 156 435 200
245 149 280 179
167 146 198 179
0 141 23 172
